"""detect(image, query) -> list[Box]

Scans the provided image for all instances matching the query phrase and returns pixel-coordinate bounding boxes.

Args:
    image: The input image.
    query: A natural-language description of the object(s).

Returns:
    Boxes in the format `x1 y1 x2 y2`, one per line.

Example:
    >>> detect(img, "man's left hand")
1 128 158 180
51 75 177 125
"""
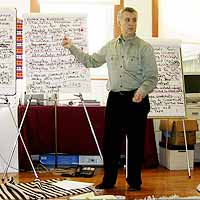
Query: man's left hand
132 89 143 103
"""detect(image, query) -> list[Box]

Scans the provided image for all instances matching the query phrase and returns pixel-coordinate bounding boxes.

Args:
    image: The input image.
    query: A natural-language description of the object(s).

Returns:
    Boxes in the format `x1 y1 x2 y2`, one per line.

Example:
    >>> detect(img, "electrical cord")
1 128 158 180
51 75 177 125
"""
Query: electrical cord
36 163 51 173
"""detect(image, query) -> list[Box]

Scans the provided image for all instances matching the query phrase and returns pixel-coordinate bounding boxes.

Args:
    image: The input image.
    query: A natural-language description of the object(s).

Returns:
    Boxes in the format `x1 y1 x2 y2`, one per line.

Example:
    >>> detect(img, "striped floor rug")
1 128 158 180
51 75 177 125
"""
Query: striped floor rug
0 178 93 200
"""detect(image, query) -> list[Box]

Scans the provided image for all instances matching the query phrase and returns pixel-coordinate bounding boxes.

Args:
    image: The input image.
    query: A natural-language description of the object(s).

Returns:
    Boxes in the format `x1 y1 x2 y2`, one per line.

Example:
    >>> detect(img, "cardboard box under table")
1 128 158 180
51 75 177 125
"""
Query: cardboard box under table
159 119 198 146
159 142 194 170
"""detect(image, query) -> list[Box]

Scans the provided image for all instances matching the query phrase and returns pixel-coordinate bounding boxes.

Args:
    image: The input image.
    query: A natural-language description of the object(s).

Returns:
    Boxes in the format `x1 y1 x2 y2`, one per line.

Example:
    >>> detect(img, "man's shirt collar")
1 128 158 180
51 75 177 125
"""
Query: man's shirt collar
117 34 137 45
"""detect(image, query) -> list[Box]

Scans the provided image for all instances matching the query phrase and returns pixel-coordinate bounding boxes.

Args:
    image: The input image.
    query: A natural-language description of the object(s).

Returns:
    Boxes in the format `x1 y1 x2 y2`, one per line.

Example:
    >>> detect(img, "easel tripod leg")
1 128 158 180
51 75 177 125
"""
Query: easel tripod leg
182 119 191 178
2 97 39 182
78 93 103 161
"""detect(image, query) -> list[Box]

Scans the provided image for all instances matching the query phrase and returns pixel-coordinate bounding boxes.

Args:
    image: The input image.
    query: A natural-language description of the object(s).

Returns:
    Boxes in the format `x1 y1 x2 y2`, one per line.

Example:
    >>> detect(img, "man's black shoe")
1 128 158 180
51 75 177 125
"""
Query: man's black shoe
128 185 141 191
95 183 114 189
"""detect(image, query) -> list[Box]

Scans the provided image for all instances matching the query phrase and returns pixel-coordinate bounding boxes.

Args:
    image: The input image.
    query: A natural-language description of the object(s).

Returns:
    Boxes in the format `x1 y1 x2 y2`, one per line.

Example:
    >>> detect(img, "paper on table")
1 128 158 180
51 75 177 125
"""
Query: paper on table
89 195 117 199
69 192 95 199
70 192 118 200
52 180 94 190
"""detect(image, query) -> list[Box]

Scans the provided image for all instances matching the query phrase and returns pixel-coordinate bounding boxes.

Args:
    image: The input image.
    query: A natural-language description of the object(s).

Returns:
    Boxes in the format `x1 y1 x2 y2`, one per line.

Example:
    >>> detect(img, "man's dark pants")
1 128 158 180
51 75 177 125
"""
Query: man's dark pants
102 90 150 187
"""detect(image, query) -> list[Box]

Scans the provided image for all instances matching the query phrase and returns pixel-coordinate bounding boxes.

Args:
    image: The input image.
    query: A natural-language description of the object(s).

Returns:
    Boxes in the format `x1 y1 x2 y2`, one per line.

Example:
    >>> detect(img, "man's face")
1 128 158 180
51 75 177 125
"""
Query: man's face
119 11 137 38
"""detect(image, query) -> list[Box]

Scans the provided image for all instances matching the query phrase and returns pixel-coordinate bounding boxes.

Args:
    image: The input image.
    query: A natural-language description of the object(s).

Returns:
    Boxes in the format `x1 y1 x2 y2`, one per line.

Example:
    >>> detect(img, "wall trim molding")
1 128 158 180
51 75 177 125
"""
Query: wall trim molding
152 0 158 37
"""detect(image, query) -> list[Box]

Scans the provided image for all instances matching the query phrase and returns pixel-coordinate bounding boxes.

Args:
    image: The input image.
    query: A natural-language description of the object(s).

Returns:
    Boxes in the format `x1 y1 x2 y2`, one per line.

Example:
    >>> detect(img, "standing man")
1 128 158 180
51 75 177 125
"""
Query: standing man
63 7 158 191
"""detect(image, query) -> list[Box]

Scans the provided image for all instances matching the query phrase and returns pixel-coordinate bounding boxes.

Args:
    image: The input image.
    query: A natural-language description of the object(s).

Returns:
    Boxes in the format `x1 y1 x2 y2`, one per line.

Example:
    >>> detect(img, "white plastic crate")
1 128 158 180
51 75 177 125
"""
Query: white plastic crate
159 146 194 170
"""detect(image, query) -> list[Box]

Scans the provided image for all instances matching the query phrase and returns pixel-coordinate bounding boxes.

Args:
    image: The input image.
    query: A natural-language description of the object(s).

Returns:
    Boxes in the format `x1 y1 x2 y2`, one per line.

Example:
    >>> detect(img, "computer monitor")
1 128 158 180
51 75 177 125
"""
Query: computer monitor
184 73 200 103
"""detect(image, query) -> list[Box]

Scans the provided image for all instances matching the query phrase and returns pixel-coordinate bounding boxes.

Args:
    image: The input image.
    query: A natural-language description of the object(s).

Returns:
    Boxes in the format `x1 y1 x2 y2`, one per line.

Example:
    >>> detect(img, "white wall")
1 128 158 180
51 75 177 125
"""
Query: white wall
159 0 200 73
0 0 29 17
124 0 152 38
159 0 200 42
0 108 18 173
0 98 18 173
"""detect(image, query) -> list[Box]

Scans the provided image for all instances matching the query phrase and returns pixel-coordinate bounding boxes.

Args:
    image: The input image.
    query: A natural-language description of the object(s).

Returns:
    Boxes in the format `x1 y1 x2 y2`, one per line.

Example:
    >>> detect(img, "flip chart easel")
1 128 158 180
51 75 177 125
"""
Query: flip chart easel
1 96 40 182
0 8 41 182
22 14 102 170
75 93 103 160
45 93 103 169
148 38 190 177
124 39 191 177
147 38 186 118
23 14 91 95
0 8 16 96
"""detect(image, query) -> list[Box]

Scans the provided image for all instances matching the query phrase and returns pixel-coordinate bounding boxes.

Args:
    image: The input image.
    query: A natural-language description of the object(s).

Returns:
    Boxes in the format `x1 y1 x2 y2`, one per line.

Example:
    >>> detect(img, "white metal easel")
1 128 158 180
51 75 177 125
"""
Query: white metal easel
125 119 191 179
1 96 40 183
75 93 103 160
16 93 103 172
49 92 103 168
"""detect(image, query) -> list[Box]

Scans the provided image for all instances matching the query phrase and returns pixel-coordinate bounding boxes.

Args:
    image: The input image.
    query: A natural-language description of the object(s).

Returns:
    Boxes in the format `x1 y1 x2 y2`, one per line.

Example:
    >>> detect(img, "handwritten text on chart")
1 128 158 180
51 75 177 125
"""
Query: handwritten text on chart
0 12 15 88
149 46 185 117
24 15 90 94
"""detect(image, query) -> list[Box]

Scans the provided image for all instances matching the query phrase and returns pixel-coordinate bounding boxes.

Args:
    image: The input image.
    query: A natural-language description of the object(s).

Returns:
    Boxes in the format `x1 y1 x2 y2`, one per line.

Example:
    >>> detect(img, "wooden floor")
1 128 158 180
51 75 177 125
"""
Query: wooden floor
2 166 200 199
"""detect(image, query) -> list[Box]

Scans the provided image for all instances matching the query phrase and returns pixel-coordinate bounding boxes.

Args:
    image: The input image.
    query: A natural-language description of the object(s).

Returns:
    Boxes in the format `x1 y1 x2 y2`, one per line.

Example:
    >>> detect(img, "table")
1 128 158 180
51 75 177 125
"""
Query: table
18 105 159 170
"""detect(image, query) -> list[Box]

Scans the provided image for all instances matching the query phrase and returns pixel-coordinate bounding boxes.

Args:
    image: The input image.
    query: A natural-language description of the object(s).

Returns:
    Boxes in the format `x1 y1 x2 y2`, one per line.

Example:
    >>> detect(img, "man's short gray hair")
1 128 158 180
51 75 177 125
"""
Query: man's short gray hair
117 7 138 23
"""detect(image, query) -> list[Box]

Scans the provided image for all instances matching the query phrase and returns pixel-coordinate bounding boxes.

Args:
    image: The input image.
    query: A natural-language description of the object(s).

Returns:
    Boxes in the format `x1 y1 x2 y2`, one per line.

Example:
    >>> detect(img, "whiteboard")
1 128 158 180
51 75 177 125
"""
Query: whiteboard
147 38 186 118
23 14 90 94
0 8 16 96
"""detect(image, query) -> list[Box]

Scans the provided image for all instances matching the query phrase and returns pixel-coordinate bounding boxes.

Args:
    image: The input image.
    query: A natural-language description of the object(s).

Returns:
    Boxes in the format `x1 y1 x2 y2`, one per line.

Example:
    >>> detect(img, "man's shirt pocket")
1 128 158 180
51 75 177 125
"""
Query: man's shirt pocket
125 55 141 72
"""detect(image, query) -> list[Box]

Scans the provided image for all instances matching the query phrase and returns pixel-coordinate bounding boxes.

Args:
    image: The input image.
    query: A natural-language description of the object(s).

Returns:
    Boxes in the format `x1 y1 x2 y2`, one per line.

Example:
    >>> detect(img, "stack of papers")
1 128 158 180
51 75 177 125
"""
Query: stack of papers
52 180 93 190
70 192 124 200
52 180 125 199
